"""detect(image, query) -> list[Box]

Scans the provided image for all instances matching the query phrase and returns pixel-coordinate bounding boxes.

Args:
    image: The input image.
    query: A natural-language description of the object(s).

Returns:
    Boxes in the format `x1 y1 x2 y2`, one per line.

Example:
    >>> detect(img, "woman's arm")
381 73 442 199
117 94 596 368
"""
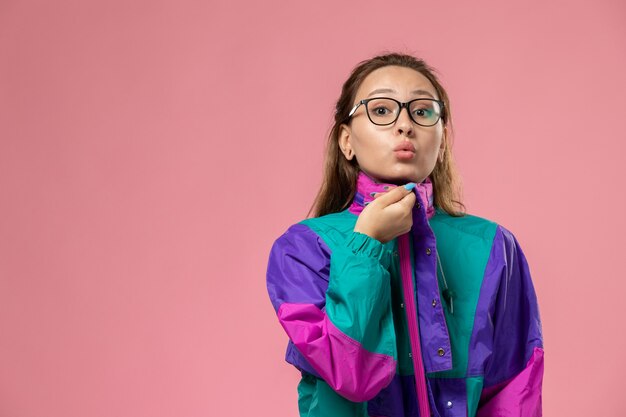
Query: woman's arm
266 223 397 402
477 226 544 417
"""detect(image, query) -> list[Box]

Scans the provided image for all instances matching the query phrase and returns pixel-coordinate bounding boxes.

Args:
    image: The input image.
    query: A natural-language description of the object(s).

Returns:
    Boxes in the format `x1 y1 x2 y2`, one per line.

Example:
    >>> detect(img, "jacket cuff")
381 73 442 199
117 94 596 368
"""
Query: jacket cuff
345 231 392 270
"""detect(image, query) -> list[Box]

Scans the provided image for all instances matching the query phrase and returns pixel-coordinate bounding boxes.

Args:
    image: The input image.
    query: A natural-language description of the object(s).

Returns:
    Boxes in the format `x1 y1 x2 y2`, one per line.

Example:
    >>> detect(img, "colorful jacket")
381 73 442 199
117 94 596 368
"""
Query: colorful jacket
266 172 544 417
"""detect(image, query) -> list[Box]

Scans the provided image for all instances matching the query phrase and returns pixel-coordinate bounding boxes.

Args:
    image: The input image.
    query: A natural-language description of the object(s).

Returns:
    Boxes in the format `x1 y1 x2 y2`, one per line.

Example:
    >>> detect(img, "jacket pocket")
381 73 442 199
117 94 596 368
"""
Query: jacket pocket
428 377 467 417
367 375 469 417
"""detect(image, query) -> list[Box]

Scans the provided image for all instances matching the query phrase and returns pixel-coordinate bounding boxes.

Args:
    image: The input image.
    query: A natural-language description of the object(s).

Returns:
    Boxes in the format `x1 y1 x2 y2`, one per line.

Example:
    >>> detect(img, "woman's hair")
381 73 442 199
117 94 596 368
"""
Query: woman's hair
307 52 466 218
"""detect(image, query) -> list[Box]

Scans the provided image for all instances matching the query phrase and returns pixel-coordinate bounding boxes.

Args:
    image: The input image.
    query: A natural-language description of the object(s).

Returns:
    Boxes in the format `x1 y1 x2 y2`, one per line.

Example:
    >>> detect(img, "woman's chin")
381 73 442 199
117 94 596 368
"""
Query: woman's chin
375 174 419 186
385 178 410 186
360 167 423 185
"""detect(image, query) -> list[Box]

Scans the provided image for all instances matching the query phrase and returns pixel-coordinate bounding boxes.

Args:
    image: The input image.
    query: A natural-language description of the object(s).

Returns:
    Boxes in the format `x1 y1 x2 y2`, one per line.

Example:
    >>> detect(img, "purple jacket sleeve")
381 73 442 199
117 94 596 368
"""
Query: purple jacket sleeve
266 223 397 402
477 226 544 417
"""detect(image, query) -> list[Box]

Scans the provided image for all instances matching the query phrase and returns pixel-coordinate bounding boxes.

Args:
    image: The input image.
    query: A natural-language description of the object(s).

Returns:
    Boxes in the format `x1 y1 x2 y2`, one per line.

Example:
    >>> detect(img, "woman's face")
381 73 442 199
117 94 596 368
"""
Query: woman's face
339 65 446 185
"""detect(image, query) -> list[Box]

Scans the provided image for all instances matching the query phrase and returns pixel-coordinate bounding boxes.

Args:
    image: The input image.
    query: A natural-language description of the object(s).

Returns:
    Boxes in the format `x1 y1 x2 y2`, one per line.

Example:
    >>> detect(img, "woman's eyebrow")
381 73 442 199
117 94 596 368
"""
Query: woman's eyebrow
367 88 435 98
367 88 396 97
411 89 435 98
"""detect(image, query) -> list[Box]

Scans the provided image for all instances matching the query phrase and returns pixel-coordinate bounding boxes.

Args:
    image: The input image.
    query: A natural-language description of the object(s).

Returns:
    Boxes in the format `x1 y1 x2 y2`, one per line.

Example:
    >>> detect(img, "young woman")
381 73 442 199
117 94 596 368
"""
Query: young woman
266 53 544 417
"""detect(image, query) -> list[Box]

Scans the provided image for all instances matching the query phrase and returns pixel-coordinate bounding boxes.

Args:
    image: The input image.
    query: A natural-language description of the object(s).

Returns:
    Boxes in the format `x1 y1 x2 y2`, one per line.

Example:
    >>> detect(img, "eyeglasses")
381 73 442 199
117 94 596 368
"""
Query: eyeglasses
347 97 445 127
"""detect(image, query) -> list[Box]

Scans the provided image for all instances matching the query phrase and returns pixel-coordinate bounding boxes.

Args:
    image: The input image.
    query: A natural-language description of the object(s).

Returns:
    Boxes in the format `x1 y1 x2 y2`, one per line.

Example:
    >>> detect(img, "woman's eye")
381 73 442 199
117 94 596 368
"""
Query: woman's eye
413 108 433 118
373 106 391 116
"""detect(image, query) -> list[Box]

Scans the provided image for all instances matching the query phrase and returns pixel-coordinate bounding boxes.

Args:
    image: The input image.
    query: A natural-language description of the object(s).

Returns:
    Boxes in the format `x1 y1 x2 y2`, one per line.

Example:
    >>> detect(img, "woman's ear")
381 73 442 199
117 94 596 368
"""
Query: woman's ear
338 124 354 161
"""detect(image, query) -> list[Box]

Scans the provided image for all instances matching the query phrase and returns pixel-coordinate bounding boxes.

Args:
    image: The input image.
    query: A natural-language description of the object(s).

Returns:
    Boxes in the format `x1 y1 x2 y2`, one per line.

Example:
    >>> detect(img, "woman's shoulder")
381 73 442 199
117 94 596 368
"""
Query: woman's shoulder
293 209 358 245
300 208 356 230
273 209 353 236
271 208 368 255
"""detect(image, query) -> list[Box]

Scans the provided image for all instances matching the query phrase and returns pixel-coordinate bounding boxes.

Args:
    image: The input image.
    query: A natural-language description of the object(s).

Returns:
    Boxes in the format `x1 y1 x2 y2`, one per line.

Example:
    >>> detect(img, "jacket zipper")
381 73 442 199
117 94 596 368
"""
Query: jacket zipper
398 233 431 417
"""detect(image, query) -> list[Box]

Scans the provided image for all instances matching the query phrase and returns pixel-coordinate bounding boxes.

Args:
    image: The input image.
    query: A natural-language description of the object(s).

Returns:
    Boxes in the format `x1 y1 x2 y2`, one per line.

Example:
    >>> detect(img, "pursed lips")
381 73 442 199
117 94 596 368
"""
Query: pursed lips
393 143 416 152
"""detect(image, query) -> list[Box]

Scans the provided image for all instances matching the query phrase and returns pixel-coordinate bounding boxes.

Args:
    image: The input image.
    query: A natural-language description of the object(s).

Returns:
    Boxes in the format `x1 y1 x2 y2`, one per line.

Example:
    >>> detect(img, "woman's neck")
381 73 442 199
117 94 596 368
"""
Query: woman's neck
348 170 435 219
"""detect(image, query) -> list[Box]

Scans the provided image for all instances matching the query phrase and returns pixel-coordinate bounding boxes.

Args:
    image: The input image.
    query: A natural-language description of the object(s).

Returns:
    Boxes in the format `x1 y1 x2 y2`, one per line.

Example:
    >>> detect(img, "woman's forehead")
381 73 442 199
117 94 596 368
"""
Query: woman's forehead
357 65 438 99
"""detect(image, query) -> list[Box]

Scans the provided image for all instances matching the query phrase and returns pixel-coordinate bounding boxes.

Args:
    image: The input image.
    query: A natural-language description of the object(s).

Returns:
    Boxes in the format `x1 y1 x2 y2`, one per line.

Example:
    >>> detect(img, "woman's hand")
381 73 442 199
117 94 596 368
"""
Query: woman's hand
353 184 416 244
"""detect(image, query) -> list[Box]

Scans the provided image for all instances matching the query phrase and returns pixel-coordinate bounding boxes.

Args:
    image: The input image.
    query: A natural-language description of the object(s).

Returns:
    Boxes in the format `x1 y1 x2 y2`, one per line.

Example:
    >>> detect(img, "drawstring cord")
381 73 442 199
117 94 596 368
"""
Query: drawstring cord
437 251 454 315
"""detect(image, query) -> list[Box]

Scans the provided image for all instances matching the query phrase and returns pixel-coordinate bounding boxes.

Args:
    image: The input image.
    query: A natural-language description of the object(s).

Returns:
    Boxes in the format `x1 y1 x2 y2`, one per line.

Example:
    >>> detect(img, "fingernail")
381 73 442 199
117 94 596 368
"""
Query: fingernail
383 186 389 190
404 183 416 191
369 192 377 197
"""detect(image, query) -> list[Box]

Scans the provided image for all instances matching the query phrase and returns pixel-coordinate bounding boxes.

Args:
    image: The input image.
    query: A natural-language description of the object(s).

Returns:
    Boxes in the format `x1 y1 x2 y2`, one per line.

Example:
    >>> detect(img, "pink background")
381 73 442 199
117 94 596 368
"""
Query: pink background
1 1 625 416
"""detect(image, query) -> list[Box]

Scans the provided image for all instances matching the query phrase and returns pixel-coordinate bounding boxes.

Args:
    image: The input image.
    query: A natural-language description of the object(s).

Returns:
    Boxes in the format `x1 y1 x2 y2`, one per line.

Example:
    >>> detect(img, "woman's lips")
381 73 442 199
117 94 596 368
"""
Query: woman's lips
394 150 416 160
393 143 416 160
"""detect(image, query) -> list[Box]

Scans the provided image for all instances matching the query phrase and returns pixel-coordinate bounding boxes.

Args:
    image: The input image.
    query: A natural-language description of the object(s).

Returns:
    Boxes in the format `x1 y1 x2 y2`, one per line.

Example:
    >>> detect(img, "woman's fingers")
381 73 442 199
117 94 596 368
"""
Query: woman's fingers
372 183 415 207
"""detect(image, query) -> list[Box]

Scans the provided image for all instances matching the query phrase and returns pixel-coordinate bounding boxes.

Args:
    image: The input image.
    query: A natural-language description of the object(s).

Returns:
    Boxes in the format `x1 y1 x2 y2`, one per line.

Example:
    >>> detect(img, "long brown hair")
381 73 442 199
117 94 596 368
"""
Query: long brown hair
307 52 466 218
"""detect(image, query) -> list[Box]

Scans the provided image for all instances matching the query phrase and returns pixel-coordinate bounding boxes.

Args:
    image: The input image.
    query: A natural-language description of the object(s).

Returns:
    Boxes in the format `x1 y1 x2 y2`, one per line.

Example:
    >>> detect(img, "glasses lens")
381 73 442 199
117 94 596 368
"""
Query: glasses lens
409 99 442 126
366 98 400 125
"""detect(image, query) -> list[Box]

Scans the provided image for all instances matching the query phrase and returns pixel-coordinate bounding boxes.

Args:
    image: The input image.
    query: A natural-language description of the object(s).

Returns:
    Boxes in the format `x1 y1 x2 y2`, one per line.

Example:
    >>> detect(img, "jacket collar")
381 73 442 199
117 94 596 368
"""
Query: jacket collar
348 170 435 219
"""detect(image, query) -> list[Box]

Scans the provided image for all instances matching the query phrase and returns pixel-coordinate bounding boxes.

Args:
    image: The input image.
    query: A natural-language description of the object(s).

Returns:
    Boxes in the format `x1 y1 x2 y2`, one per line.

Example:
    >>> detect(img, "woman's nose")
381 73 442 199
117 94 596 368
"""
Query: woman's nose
395 107 414 136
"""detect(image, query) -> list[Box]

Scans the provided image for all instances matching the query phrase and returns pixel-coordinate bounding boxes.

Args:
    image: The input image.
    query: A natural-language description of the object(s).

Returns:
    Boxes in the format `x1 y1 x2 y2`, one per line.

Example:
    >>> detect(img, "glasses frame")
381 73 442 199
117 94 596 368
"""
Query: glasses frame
346 97 445 127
